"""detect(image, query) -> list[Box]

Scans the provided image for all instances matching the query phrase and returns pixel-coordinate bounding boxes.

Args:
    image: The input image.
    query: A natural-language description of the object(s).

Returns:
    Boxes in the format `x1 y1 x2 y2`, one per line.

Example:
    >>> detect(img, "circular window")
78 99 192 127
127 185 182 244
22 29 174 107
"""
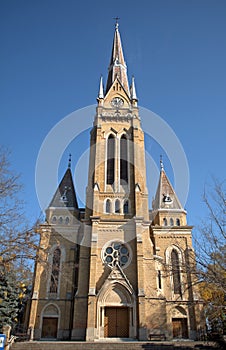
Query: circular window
102 241 131 269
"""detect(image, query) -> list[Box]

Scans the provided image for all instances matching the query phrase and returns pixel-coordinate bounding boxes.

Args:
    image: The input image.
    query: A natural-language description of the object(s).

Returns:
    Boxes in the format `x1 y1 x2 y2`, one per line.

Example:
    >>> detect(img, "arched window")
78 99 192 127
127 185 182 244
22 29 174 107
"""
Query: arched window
115 199 120 213
176 218 180 226
58 217 63 224
120 135 128 185
123 200 129 214
105 199 111 213
49 248 61 293
171 249 182 295
107 134 115 185
51 216 57 224
163 218 168 226
65 217 70 225
170 218 174 226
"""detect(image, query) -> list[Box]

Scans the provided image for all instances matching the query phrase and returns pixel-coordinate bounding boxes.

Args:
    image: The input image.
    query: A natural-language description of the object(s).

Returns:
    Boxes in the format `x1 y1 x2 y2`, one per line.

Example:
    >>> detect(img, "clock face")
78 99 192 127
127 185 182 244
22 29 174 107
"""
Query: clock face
111 97 124 108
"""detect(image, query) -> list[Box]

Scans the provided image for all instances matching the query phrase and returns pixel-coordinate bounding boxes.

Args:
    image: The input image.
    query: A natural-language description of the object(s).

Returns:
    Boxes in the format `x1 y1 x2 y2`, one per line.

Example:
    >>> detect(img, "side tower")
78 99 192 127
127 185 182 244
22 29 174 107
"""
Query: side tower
72 22 150 341
28 163 81 340
149 161 202 340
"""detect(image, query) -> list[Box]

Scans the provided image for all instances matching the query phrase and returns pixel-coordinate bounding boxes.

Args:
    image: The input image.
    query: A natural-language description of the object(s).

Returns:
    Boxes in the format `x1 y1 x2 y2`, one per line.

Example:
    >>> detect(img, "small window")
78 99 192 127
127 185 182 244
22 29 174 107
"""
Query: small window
58 217 63 224
105 199 111 213
115 199 120 213
65 217 70 225
123 200 129 214
170 218 174 226
158 270 162 289
163 218 168 226
52 216 57 224
176 218 180 226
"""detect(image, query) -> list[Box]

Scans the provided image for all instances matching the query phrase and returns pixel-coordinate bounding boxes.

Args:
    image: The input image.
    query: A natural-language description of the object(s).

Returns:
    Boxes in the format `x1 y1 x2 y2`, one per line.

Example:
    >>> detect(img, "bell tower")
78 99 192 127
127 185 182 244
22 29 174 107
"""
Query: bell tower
86 21 148 220
73 22 150 341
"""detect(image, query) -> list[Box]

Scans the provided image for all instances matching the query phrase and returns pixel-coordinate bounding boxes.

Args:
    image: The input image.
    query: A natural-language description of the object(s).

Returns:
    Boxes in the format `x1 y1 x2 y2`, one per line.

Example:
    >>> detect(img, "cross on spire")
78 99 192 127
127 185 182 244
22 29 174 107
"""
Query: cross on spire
113 16 120 29
68 153 72 168
160 155 164 171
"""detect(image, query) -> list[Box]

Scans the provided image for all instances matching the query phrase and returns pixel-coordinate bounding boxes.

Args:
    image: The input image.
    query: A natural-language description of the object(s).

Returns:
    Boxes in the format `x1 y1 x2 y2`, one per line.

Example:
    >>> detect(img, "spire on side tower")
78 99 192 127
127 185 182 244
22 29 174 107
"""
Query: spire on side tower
152 161 184 211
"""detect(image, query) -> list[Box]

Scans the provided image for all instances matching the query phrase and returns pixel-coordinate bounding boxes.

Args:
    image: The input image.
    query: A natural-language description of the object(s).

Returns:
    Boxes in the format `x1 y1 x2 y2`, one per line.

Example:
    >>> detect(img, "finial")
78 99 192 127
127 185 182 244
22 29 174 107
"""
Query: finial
131 75 138 101
68 154 72 168
98 75 104 99
113 16 120 29
160 155 164 171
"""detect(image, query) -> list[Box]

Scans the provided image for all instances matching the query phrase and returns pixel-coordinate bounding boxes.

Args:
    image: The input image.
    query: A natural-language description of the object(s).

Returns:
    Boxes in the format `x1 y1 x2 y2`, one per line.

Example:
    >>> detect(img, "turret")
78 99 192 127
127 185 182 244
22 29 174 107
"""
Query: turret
151 158 187 227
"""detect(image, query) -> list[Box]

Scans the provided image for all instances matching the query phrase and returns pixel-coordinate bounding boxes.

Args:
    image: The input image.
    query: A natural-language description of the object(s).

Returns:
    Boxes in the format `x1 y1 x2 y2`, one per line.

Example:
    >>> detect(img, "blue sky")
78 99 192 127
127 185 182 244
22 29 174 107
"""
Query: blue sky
0 0 225 230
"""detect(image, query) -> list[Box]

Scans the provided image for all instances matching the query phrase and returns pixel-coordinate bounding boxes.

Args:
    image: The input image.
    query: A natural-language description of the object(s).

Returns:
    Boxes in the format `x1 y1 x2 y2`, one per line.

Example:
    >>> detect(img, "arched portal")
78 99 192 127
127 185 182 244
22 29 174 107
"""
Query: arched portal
171 306 188 339
41 304 59 339
97 281 136 339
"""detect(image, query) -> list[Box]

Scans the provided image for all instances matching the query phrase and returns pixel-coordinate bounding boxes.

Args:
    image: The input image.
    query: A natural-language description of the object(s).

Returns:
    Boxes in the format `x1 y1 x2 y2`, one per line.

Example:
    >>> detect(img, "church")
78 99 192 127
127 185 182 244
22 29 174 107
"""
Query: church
28 23 203 341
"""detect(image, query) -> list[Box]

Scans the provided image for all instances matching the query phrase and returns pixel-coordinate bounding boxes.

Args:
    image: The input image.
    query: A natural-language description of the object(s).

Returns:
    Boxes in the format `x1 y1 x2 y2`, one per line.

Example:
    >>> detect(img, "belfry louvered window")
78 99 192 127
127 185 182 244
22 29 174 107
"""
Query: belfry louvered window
120 135 128 184
107 134 115 185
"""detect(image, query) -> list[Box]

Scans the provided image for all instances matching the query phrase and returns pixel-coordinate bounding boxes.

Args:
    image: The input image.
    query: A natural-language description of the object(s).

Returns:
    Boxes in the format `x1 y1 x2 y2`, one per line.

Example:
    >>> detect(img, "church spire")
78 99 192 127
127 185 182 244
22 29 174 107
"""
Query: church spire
48 162 78 210
152 160 184 211
105 21 130 95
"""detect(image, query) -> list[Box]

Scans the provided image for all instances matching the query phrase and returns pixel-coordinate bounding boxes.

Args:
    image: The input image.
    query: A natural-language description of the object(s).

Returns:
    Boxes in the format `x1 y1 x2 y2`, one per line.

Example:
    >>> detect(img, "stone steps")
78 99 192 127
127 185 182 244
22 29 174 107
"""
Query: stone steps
11 341 219 350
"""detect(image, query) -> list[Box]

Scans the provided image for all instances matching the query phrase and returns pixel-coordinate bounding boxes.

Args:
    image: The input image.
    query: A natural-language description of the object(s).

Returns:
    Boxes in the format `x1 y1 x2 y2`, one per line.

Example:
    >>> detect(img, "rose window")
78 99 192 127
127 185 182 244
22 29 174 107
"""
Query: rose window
103 241 130 268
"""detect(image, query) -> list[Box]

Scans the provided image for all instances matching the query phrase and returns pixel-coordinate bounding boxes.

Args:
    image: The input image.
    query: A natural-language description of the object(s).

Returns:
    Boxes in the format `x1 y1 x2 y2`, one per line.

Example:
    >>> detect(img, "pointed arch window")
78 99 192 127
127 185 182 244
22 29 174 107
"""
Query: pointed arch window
115 199 120 214
123 200 129 214
120 135 128 185
107 134 115 185
176 218 180 226
170 218 174 226
51 216 57 224
171 249 182 295
105 199 111 213
49 248 61 293
163 218 168 226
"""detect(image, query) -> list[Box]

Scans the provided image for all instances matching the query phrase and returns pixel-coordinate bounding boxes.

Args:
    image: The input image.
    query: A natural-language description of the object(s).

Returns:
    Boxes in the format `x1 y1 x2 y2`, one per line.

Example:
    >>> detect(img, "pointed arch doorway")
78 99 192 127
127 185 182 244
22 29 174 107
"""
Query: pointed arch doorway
97 280 136 339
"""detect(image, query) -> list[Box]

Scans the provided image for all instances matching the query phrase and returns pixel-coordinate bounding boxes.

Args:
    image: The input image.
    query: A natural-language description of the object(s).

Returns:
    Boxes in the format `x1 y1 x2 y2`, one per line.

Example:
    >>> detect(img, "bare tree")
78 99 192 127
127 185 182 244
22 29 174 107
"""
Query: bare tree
193 178 226 335
0 146 39 277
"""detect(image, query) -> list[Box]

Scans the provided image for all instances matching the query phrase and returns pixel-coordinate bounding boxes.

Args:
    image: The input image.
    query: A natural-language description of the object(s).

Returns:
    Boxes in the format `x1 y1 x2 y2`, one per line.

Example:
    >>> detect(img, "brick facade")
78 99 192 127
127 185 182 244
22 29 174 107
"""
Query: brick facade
28 24 204 341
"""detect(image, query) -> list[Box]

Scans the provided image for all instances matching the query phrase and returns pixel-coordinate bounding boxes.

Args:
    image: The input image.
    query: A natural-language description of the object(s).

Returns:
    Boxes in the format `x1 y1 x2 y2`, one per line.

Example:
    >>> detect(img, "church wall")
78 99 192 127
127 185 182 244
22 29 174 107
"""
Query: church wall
29 225 81 340
72 243 90 340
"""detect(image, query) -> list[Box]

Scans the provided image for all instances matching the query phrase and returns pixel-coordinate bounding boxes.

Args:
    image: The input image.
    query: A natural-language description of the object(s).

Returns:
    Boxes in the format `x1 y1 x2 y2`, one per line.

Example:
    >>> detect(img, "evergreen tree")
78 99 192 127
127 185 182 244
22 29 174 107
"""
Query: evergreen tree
0 264 20 331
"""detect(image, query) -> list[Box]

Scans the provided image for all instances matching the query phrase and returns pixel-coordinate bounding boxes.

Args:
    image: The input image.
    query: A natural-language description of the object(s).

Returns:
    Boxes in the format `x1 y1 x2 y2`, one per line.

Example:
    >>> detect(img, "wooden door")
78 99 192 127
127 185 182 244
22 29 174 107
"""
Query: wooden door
41 317 58 338
104 307 129 338
172 318 188 339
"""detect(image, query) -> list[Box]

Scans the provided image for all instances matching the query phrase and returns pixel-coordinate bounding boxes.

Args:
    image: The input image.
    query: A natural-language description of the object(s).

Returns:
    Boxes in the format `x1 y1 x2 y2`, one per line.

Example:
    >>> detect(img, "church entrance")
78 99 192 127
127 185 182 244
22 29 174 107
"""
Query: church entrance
104 307 129 338
41 317 58 338
172 318 188 339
